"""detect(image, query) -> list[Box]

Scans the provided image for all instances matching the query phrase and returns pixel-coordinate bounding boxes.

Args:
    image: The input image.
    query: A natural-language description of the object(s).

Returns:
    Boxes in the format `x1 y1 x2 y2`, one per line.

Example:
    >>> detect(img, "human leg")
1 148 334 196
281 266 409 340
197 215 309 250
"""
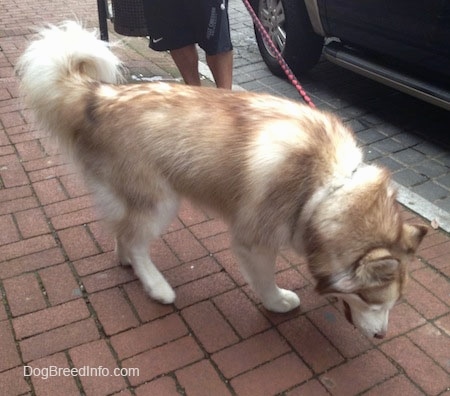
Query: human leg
206 49 233 89
169 45 202 86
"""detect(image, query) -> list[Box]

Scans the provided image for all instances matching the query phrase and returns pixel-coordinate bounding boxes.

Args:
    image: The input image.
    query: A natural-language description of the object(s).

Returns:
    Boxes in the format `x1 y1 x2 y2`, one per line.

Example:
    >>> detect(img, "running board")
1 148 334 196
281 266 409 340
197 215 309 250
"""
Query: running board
323 42 450 111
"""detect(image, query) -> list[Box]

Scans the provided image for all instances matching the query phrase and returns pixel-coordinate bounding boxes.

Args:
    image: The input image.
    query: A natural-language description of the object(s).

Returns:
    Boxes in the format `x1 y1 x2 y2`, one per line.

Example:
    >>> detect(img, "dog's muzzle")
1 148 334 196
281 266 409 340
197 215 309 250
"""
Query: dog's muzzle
342 301 386 339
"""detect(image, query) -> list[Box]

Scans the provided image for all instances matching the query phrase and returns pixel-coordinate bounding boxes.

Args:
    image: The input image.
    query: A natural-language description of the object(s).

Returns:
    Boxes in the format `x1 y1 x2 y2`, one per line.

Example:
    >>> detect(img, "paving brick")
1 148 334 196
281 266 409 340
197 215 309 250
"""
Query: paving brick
189 218 228 239
175 272 236 309
9 129 48 145
0 195 39 216
87 220 115 252
28 163 74 183
292 284 330 314
163 228 208 263
213 288 271 338
212 330 290 378
0 301 7 321
381 337 449 395
134 376 179 396
14 207 50 238
20 318 100 362
436 313 450 337
432 252 450 270
307 305 372 358
412 180 449 202
13 299 90 340
39 263 82 305
57 225 100 261
200 232 231 253
275 268 308 291
122 336 204 386
33 178 67 205
392 168 428 187
412 267 450 305
26 352 80 396
0 185 32 203
213 249 246 286
70 340 127 395
73 251 119 277
0 367 30 396
3 272 47 316
363 375 425 396
405 278 449 319
0 320 21 372
59 173 90 198
123 280 174 322
0 247 64 279
319 350 397 395
418 230 449 250
176 359 232 396
408 324 450 374
111 314 188 359
149 238 181 271
0 161 28 187
177 201 209 226
286 379 330 396
51 206 100 230
230 353 312 396
15 140 44 161
164 256 221 288
82 266 136 293
44 195 93 218
182 300 238 353
419 240 450 261
373 302 426 342
0 234 56 262
278 316 344 373
89 288 139 335
0 213 19 245
0 110 24 128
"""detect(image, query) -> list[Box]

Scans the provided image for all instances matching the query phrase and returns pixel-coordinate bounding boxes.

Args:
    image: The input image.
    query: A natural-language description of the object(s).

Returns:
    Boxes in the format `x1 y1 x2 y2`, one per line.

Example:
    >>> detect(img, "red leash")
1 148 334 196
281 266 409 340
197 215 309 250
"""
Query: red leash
241 0 316 108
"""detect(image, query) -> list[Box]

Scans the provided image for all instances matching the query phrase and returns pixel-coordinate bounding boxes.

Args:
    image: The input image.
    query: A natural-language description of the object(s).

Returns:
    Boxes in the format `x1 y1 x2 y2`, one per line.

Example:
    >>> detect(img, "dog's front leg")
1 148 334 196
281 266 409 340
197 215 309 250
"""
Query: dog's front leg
232 241 300 313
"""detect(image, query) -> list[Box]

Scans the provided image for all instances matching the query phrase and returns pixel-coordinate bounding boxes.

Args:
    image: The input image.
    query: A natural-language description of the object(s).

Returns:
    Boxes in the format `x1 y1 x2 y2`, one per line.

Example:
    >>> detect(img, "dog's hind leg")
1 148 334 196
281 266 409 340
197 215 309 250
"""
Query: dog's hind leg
232 241 300 313
112 196 179 304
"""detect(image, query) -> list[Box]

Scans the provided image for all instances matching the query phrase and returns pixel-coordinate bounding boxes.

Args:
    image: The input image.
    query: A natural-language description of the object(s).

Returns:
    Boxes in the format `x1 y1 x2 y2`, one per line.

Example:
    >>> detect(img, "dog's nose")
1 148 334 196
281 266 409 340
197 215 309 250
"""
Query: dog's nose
374 331 386 339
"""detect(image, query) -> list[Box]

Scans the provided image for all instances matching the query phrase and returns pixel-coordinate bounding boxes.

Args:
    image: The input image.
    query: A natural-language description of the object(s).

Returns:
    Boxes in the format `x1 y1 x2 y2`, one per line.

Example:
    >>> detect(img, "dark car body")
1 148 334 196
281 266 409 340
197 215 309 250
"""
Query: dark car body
251 0 450 109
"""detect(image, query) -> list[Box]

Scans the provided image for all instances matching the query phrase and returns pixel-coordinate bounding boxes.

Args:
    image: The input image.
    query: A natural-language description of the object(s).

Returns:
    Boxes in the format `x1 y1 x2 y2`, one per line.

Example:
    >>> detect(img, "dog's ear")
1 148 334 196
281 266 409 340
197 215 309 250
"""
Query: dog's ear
400 224 428 253
354 248 399 288
316 248 399 294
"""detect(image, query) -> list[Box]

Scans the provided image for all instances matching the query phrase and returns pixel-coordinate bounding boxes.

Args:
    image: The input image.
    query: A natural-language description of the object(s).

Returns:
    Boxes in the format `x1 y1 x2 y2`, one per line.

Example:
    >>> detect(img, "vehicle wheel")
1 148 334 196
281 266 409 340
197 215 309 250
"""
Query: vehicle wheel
250 0 323 76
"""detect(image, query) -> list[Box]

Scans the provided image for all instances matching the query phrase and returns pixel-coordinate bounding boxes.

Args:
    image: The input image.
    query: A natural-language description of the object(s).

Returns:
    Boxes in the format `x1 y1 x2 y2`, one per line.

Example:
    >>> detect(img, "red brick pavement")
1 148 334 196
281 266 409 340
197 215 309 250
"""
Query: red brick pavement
1 1 450 395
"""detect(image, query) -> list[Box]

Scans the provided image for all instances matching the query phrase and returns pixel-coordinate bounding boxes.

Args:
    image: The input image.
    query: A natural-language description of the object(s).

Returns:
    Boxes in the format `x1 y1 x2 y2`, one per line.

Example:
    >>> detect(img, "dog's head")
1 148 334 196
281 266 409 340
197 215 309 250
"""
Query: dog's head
303 166 427 338
315 224 426 338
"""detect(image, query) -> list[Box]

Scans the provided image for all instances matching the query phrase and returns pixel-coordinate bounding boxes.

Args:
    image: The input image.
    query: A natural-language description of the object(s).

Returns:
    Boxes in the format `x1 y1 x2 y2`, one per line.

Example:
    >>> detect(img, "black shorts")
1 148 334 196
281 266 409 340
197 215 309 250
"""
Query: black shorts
143 0 233 55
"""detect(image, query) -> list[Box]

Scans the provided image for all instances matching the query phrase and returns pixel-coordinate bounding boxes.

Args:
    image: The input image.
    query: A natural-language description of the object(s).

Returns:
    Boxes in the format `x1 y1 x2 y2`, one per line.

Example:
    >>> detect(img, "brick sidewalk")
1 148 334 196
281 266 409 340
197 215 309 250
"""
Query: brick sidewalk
1 1 450 395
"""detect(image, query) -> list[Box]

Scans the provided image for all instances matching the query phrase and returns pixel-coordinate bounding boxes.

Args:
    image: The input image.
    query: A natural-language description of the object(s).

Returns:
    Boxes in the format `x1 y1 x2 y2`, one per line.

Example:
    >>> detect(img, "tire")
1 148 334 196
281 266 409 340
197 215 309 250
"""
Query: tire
250 0 323 76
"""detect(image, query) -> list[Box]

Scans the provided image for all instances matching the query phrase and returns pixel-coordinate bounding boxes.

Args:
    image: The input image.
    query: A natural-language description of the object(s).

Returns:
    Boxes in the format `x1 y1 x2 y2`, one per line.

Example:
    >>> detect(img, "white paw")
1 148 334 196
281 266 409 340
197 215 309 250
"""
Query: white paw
147 281 176 305
263 289 300 313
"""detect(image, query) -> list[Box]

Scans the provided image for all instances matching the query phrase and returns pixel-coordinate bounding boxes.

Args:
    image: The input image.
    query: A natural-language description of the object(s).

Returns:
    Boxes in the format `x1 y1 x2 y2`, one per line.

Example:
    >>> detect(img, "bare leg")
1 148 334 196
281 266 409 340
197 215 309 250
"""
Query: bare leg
170 45 202 86
232 241 300 312
206 50 233 89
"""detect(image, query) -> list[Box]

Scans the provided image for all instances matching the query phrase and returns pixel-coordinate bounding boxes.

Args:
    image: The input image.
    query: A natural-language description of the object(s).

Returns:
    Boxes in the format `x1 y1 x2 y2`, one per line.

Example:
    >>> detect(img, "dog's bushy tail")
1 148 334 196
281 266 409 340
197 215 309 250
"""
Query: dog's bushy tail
16 21 122 134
